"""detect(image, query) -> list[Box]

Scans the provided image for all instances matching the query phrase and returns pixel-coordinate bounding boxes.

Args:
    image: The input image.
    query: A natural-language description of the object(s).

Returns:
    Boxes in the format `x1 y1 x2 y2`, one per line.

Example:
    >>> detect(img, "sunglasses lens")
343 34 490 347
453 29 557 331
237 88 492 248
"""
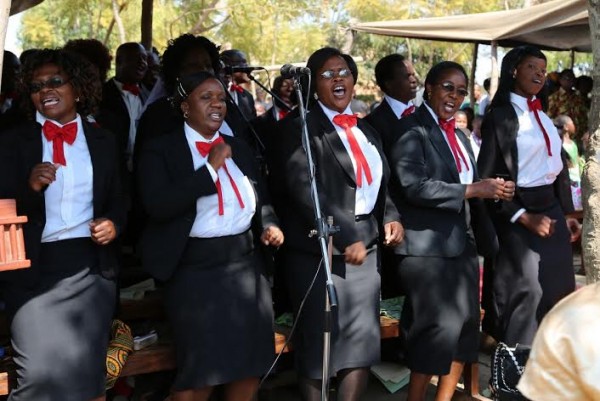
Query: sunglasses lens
321 70 334 79
29 83 43 93
47 77 65 89
339 69 350 78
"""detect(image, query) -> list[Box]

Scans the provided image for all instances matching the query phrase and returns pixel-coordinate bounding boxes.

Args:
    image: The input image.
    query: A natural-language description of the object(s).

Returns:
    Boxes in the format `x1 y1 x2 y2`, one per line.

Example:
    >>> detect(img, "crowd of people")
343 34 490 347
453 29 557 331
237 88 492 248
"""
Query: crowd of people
0 34 589 401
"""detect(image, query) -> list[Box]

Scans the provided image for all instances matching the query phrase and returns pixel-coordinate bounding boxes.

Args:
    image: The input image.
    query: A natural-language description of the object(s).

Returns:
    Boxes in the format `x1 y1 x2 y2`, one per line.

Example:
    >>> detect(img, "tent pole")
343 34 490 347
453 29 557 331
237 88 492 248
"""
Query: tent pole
141 0 153 50
570 49 575 68
470 43 478 107
490 40 499 99
0 0 11 90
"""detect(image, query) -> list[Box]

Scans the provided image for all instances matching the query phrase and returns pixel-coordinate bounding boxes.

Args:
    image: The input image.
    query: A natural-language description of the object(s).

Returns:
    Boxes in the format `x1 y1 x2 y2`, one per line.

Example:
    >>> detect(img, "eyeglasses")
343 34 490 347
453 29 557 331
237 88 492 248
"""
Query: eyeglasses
320 69 351 80
438 82 469 98
29 76 70 94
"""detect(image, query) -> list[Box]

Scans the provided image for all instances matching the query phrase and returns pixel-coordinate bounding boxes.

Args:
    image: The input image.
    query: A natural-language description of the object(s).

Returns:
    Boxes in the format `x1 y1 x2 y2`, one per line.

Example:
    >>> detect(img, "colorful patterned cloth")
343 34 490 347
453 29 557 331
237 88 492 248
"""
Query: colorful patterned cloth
547 88 588 140
105 319 134 389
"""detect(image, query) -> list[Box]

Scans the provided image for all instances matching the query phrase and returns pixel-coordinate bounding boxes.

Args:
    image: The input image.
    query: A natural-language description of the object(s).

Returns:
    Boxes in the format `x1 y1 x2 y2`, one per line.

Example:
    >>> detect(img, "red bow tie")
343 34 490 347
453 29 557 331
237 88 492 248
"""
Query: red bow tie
439 118 469 173
42 120 78 166
401 105 415 118
195 136 245 215
230 84 244 94
332 114 373 187
122 83 140 96
527 97 552 156
277 109 289 121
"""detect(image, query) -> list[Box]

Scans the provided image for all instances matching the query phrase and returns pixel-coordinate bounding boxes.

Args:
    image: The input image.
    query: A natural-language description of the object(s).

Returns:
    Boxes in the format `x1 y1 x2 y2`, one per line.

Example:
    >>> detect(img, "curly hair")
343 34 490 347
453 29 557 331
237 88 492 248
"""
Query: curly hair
20 48 101 119
161 34 221 95
63 38 112 82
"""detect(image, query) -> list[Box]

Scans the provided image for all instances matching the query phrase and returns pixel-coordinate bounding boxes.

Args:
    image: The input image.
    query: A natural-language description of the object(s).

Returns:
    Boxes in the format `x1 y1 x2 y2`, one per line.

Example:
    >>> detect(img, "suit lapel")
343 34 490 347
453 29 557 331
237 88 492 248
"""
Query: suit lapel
496 105 519 180
416 106 460 182
167 127 196 177
21 122 43 170
312 106 357 185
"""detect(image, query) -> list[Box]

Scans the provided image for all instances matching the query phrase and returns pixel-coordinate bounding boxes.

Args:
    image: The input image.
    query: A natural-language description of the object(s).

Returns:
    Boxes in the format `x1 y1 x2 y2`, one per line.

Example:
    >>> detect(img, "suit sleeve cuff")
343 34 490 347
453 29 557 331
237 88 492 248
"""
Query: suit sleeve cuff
510 208 526 223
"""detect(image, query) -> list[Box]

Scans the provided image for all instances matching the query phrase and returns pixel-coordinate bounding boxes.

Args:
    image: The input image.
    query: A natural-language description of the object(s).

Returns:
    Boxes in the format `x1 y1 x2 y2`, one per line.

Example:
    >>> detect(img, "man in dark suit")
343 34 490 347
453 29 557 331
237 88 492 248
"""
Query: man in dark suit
97 42 148 173
366 54 418 152
220 49 257 121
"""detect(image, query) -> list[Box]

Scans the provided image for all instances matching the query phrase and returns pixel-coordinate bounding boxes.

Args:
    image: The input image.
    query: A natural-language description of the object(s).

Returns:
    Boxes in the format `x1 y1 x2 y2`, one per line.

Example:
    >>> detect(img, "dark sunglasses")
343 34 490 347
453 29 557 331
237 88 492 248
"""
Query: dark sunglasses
439 82 469 98
320 68 351 80
29 76 70 94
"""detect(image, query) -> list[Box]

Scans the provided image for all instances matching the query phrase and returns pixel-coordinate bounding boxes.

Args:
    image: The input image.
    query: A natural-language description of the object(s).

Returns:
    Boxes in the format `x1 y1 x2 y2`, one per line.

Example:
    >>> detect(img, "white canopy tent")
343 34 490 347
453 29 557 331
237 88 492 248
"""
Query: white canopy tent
351 0 590 97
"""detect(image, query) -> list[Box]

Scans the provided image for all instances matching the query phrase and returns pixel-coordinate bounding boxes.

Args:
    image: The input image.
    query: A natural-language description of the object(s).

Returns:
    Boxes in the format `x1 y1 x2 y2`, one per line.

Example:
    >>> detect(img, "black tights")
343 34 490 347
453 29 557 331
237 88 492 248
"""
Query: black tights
299 368 369 401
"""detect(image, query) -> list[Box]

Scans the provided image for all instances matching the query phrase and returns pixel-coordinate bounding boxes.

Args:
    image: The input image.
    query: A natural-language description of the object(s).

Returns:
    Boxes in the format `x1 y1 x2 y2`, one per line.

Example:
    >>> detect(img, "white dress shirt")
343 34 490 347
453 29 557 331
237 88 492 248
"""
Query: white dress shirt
424 103 474 185
184 124 257 237
509 93 563 222
114 79 144 168
384 95 414 119
319 102 383 215
37 112 94 242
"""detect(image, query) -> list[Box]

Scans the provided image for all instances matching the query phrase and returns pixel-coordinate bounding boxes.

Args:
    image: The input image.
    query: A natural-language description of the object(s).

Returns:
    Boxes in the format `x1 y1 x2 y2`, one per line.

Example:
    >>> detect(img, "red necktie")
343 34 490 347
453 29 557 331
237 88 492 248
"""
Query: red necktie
278 109 288 120
439 118 469 173
401 105 415 118
527 97 553 156
332 114 373 187
230 84 244 94
122 83 140 96
42 120 78 166
195 136 245 216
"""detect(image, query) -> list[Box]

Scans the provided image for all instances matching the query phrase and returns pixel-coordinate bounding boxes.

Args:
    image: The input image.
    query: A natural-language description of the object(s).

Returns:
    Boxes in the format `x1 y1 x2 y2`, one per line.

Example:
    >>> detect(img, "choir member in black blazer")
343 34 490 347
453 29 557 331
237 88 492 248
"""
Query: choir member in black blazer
137 71 283 401
220 49 257 121
0 49 124 401
366 53 418 151
389 61 514 401
277 47 403 401
477 46 580 347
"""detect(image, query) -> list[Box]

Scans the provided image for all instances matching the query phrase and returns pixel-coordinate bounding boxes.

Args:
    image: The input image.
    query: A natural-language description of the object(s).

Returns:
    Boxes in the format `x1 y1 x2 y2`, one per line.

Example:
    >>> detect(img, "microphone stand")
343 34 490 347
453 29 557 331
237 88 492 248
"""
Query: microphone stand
247 72 293 112
292 75 339 401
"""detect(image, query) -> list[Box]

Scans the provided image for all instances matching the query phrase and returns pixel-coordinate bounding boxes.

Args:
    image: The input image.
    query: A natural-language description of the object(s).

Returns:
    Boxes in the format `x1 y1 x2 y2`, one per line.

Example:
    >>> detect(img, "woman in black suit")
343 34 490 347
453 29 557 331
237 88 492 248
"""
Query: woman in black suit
0 49 124 401
478 46 580 346
390 61 514 401
277 47 403 401
137 71 283 401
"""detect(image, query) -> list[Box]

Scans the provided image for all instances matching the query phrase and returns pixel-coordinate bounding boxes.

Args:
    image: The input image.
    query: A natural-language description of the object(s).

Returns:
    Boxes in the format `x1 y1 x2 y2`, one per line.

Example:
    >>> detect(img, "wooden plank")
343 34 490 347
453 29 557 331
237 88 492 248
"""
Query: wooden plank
0 372 7 395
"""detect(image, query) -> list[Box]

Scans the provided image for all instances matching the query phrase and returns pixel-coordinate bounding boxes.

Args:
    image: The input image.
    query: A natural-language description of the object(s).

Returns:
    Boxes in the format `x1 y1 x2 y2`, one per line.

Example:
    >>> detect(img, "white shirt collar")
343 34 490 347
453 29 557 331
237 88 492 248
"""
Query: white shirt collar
510 92 537 113
423 102 455 125
183 122 220 143
36 111 82 128
318 101 353 124
383 95 413 119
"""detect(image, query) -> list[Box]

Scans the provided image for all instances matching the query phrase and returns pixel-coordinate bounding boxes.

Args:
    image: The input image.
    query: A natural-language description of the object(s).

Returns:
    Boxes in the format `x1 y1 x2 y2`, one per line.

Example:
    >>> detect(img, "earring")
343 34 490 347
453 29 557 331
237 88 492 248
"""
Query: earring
183 111 189 119
512 70 517 79
75 97 80 102
427 92 432 98
313 93 318 100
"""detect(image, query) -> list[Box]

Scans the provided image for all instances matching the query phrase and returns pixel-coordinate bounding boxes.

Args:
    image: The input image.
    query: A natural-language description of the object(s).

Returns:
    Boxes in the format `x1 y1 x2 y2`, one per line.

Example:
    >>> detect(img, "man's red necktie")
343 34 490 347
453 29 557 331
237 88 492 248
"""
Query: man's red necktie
439 118 469 173
195 136 245 216
230 84 244 94
332 114 373 187
401 105 415 118
42 120 77 166
122 83 140 96
527 97 552 156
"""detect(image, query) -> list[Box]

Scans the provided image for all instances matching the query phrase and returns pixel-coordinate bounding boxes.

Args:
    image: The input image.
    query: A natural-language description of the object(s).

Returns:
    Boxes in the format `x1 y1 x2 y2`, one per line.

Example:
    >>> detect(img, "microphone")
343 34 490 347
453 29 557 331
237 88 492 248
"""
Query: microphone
280 64 311 78
223 65 264 74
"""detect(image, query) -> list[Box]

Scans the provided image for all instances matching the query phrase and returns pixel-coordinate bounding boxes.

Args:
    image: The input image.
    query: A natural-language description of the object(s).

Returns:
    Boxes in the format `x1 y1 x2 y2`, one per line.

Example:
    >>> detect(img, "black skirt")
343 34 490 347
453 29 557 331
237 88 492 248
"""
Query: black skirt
397 234 480 376
165 230 274 390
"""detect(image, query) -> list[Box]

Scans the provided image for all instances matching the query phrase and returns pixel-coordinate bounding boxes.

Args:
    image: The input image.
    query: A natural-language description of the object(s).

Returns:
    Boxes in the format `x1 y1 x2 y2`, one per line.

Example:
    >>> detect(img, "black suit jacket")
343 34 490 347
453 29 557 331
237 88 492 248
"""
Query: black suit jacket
277 104 400 255
233 88 257 121
477 103 574 219
137 129 278 281
390 104 497 258
0 120 125 284
365 98 405 153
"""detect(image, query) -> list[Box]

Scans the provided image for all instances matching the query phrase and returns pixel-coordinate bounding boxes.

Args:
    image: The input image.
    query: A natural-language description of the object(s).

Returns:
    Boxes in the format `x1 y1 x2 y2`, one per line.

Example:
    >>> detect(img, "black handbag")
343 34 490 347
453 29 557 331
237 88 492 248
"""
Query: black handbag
490 342 531 401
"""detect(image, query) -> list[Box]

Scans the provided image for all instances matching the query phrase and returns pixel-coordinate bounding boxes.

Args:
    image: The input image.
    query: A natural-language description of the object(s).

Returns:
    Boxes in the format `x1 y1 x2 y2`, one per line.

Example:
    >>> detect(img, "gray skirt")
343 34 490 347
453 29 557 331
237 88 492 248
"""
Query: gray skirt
4 239 116 401
165 231 275 390
284 243 381 379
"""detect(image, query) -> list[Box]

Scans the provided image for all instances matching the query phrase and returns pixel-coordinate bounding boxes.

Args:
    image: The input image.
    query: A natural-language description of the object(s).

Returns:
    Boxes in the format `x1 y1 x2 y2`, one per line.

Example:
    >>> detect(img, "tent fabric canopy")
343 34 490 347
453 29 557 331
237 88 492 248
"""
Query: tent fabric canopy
351 0 590 52
9 0 43 16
